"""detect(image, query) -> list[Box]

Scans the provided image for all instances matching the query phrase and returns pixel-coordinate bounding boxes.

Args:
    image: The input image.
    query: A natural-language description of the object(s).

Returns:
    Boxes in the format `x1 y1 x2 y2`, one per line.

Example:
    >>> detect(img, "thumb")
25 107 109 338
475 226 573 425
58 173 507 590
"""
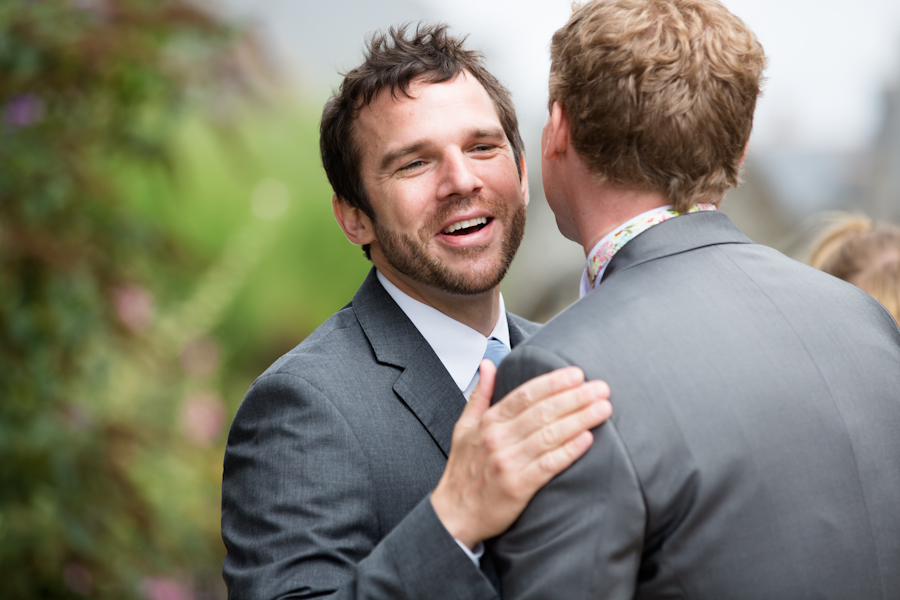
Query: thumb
469 359 497 417
459 359 495 425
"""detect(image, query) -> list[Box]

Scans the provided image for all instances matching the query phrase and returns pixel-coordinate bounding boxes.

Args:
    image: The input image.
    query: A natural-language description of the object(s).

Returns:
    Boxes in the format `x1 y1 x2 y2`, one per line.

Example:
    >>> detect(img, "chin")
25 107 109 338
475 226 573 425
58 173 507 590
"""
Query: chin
436 261 508 296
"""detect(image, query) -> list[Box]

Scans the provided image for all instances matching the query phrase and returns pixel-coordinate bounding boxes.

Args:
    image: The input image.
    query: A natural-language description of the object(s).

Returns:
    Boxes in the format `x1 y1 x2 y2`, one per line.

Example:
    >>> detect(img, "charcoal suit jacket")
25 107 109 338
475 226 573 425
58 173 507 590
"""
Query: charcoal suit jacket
492 211 900 599
222 268 538 600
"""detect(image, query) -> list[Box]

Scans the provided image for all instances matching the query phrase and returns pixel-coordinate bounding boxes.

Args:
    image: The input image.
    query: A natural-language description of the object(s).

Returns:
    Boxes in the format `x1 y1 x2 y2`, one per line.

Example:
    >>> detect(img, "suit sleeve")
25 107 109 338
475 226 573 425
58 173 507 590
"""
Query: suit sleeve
221 373 498 600
490 346 646 600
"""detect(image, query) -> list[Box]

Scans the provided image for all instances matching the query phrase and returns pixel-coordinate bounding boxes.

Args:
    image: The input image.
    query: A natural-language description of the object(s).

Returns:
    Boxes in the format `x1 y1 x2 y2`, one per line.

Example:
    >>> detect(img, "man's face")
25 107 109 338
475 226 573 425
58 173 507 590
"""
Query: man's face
355 72 527 296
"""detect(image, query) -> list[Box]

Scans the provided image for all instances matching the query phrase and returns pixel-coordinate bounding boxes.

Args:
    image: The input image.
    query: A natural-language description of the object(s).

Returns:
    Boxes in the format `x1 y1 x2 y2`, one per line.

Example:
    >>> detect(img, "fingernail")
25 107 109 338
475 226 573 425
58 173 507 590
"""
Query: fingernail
588 381 610 399
592 400 611 418
566 368 583 385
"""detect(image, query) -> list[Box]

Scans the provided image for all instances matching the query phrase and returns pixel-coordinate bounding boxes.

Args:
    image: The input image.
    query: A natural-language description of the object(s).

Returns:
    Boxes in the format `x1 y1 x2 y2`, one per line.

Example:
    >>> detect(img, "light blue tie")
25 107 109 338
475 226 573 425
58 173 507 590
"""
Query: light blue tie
483 337 510 368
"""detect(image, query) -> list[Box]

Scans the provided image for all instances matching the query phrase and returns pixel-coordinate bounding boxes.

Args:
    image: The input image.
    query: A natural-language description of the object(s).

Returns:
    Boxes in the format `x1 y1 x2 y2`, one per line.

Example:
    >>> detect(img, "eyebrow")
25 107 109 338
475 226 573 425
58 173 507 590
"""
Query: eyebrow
378 127 507 172
380 141 428 172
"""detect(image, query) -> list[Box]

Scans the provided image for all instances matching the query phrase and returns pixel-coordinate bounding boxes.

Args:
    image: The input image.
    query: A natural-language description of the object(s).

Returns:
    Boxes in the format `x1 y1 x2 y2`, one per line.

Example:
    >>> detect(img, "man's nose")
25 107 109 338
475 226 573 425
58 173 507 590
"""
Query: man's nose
436 149 483 199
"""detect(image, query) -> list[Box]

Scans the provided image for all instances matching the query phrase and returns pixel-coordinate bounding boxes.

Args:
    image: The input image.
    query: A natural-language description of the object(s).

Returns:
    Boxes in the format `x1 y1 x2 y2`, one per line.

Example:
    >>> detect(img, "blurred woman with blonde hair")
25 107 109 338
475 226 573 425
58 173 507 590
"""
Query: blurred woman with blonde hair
808 212 900 323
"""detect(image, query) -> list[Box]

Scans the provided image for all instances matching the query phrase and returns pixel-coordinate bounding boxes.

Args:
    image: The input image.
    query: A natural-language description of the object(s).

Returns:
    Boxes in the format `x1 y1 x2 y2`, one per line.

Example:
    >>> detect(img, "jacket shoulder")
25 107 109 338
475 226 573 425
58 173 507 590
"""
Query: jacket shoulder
260 302 375 384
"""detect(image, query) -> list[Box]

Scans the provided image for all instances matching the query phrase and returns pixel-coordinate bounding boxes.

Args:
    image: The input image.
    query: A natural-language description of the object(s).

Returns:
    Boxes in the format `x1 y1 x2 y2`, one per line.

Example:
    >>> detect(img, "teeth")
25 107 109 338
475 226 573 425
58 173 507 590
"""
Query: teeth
442 217 488 234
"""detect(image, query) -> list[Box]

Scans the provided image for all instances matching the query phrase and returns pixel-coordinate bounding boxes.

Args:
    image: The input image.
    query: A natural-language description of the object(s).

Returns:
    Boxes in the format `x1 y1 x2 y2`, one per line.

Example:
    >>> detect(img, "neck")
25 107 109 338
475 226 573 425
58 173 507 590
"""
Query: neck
373 260 501 337
547 146 669 257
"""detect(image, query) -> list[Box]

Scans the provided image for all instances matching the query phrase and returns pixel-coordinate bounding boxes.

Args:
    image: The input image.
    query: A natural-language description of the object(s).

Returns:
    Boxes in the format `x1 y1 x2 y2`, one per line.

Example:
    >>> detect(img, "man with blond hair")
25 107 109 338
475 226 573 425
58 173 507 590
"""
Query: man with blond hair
491 1 900 598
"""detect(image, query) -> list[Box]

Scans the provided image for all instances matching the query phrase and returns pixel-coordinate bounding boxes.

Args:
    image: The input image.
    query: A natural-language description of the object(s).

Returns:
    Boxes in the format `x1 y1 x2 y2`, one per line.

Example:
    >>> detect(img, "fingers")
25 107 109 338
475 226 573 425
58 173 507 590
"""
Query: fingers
526 394 611 459
436 367 613 547
496 378 610 442
529 429 595 483
469 359 496 408
515 399 610 491
503 384 611 486
492 366 586 421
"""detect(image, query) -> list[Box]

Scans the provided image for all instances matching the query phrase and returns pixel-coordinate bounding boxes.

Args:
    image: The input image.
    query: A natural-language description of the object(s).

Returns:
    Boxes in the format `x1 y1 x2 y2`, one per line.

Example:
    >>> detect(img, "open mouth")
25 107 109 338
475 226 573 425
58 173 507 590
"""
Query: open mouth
442 216 492 236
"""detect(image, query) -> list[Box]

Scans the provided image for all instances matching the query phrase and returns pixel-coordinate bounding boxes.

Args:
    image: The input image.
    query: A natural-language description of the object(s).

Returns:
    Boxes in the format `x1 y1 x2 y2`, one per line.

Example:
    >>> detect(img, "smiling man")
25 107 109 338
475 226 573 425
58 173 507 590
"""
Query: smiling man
220 24 612 600
333 66 527 337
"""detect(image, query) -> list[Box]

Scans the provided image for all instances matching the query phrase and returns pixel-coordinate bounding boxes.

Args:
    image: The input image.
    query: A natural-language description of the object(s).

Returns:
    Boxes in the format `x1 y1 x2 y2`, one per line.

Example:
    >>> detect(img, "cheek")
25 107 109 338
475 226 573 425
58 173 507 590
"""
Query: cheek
376 192 432 235
482 163 525 198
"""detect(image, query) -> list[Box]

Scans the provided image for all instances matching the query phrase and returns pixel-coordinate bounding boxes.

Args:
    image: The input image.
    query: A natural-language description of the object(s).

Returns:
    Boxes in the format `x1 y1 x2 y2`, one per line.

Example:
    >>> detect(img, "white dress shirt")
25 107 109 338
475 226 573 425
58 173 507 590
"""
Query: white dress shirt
377 271 510 400
376 270 510 565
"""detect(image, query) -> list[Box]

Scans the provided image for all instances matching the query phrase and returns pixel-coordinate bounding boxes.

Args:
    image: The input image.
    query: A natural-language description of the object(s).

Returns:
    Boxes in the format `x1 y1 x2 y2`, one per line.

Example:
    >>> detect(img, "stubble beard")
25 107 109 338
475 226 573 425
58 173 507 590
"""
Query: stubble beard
373 197 526 296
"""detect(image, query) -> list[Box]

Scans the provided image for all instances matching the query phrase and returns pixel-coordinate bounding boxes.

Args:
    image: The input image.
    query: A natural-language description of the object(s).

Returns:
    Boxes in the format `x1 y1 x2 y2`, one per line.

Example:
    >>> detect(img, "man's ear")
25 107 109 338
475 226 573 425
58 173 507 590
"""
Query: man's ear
519 152 530 206
332 194 376 246
739 140 750 166
544 102 569 162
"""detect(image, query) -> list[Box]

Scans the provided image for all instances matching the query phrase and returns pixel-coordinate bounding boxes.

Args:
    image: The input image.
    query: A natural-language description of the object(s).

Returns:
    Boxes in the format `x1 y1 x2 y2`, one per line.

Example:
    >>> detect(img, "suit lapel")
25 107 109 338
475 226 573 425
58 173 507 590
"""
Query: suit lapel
352 269 466 457
508 313 540 348
392 349 466 457
601 211 753 284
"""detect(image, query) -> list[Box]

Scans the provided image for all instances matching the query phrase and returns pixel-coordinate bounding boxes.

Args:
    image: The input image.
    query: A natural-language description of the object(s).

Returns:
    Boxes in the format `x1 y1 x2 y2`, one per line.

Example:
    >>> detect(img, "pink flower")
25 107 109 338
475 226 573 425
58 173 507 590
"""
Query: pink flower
180 392 227 448
180 337 221 377
60 402 93 432
141 577 193 600
112 284 155 333
3 93 44 127
63 563 92 596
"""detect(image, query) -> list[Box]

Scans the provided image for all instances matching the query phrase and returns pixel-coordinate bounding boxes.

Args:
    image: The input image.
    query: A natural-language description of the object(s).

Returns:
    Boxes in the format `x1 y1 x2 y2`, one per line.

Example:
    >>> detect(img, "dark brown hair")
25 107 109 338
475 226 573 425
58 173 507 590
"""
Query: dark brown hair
550 0 766 211
320 23 524 257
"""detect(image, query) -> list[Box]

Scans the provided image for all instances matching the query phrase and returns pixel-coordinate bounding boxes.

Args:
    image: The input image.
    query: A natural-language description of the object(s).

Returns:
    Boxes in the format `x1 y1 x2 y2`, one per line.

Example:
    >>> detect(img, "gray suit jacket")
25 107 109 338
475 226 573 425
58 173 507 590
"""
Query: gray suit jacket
492 212 900 599
222 268 539 600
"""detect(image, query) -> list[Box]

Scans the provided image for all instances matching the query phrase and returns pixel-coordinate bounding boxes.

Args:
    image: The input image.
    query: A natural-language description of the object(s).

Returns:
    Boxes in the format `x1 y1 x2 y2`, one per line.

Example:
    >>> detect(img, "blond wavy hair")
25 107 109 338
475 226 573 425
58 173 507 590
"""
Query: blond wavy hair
549 0 766 211
808 213 900 323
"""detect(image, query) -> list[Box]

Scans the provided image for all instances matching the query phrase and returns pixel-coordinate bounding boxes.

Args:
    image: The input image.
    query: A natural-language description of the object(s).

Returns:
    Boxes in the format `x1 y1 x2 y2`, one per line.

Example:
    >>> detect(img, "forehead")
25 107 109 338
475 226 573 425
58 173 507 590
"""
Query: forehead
353 73 503 165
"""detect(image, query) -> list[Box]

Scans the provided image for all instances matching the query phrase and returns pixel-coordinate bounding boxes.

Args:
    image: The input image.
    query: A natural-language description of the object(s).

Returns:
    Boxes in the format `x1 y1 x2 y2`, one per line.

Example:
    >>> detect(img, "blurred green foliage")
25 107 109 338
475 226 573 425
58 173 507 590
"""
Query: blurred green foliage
0 1 367 598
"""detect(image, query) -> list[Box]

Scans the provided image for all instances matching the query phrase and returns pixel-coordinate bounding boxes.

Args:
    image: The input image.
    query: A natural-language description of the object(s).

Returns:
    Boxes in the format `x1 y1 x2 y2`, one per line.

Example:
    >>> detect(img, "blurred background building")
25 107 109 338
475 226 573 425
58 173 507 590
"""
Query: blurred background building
2 0 899 598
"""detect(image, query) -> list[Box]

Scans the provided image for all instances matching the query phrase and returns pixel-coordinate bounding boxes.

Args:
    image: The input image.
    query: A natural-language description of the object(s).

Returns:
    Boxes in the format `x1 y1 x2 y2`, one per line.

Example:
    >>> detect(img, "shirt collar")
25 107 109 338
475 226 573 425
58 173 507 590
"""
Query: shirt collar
376 270 510 393
580 203 717 297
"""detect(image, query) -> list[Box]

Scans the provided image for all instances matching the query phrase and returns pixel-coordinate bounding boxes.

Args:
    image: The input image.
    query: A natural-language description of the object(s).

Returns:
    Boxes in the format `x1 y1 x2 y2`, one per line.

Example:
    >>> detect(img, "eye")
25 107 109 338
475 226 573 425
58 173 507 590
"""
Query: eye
473 144 495 152
399 159 425 171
